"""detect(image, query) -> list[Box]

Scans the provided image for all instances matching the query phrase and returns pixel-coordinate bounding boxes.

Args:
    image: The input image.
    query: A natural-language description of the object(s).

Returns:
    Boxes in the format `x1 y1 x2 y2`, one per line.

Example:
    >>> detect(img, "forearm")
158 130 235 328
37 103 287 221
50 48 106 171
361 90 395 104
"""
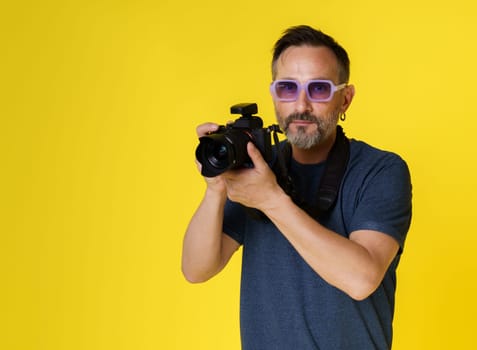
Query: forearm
262 192 394 300
182 188 228 283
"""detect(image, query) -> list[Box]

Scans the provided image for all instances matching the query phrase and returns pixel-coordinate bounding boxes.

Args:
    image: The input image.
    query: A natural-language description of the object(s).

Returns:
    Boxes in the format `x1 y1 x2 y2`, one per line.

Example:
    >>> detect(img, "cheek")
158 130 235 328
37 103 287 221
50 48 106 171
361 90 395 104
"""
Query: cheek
316 102 340 119
274 108 289 129
274 101 292 118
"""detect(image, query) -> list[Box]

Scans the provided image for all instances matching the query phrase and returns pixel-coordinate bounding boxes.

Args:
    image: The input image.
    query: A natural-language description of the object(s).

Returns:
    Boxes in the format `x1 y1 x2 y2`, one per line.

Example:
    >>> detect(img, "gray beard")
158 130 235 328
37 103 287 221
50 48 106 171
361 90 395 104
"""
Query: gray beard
286 126 322 149
282 111 339 149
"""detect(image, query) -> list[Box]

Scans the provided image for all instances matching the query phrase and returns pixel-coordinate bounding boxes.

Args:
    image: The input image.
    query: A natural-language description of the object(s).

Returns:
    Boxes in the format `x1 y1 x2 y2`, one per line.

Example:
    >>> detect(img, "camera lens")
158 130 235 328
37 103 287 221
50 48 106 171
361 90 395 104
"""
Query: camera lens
196 135 236 177
196 129 252 177
207 142 230 169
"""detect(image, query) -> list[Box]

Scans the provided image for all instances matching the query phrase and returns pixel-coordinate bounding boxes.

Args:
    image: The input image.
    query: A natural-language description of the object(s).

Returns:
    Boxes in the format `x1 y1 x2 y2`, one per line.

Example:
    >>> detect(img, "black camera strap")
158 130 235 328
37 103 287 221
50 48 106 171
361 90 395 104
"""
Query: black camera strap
270 125 350 219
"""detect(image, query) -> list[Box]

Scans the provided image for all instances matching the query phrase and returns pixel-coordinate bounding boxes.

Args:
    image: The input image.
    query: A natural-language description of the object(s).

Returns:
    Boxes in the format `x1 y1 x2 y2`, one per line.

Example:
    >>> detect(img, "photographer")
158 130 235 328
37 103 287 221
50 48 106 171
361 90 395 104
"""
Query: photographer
182 25 412 350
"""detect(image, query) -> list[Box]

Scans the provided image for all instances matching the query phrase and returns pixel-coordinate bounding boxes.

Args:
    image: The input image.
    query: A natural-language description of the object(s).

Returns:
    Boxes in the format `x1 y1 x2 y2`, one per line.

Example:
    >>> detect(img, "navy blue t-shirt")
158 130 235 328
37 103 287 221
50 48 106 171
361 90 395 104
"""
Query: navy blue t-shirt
223 139 412 350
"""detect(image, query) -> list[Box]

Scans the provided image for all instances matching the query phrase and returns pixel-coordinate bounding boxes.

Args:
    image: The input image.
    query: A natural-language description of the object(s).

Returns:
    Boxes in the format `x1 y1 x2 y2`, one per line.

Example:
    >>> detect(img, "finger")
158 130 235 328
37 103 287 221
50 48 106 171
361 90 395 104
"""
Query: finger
196 123 219 137
247 142 267 169
194 159 203 172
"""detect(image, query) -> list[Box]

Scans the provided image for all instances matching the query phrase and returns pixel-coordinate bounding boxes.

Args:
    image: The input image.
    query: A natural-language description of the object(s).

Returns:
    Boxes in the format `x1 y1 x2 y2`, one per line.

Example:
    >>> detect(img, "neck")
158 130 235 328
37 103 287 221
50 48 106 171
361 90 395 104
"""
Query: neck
291 130 337 164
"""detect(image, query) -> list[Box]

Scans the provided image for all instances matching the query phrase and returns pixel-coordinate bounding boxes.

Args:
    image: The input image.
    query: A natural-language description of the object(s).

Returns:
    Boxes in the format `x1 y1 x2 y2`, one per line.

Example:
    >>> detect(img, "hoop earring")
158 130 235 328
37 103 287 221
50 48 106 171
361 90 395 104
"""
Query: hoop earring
340 113 346 122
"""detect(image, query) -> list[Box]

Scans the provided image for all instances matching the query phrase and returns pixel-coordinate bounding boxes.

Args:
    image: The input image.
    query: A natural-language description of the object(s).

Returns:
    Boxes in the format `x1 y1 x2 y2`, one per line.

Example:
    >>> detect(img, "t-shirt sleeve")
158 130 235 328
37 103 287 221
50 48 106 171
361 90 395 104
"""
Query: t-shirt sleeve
348 155 412 249
222 199 247 245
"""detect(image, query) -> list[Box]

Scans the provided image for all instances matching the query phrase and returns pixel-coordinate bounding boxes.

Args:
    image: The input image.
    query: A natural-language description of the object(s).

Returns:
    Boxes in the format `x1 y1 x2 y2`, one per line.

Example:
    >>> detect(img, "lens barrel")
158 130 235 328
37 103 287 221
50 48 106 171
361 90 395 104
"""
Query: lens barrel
196 130 252 177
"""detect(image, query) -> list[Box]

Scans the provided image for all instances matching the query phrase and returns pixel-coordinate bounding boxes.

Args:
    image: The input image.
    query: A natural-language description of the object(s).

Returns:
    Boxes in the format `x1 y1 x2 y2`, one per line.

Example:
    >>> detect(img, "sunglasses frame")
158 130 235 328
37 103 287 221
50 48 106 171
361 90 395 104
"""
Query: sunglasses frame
270 79 347 102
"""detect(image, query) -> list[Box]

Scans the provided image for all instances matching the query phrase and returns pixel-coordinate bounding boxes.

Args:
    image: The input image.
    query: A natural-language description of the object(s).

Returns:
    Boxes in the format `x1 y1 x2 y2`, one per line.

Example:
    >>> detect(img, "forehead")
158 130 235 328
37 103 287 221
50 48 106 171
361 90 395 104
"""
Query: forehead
274 45 340 81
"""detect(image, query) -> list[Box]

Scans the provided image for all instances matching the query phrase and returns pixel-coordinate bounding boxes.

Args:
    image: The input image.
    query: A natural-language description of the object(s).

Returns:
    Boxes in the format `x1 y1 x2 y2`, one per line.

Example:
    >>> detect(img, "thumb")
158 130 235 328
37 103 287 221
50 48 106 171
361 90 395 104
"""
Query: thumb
247 142 267 169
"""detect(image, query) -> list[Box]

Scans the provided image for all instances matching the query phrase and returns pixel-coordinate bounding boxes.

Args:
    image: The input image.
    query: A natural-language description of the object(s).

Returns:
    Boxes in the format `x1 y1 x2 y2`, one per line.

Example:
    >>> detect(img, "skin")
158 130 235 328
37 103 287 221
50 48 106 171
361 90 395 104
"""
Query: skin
182 45 400 301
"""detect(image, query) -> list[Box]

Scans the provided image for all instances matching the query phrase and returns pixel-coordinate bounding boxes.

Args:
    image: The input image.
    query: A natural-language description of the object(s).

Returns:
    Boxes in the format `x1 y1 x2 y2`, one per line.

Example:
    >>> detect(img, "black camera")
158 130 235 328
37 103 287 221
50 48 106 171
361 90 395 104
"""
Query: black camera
195 103 278 177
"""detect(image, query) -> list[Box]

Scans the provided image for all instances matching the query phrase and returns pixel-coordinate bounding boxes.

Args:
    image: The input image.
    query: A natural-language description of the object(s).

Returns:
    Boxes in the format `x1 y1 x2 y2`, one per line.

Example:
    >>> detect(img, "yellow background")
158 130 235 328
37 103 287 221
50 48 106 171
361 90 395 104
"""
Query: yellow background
2 0 476 349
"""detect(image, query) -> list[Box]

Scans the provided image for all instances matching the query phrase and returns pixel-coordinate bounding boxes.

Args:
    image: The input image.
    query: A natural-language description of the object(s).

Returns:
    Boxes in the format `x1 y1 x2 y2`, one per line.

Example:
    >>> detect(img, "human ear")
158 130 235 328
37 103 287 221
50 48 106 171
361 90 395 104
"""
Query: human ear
340 84 355 113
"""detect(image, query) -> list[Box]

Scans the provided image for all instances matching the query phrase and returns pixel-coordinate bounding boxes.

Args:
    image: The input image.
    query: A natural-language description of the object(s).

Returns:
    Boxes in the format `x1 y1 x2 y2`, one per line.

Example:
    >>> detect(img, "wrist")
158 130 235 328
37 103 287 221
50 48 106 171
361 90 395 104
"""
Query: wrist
260 184 291 214
204 185 227 204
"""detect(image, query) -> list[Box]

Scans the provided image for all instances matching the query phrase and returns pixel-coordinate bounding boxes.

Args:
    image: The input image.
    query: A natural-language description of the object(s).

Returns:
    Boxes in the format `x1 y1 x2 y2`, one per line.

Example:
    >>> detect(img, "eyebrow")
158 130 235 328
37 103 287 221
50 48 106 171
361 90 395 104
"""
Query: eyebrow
275 77 335 82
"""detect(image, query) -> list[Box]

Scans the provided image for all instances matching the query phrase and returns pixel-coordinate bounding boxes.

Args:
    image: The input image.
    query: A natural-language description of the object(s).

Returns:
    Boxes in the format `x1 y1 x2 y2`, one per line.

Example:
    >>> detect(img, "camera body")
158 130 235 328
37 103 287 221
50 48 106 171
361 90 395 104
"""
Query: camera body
195 103 275 177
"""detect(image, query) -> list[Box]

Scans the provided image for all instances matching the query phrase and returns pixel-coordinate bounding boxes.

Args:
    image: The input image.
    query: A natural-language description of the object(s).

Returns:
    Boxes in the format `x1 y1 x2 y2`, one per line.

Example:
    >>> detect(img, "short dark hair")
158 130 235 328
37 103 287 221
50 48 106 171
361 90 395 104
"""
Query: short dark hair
272 25 350 83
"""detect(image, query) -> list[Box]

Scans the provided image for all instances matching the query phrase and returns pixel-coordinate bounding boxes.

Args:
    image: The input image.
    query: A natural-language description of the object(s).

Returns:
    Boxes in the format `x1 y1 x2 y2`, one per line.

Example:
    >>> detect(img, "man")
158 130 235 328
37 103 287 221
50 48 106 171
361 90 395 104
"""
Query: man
182 25 412 349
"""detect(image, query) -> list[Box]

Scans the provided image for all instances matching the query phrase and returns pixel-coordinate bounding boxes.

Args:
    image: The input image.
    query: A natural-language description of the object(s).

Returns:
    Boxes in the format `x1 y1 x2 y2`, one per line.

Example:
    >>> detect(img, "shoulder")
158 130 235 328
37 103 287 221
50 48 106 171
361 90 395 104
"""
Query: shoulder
350 139 407 164
348 139 410 179
343 139 412 212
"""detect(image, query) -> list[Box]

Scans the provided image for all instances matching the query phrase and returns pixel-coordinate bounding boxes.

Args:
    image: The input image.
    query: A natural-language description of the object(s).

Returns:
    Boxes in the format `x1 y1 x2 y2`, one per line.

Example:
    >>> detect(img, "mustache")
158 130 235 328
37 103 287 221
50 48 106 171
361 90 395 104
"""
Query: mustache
284 112 319 128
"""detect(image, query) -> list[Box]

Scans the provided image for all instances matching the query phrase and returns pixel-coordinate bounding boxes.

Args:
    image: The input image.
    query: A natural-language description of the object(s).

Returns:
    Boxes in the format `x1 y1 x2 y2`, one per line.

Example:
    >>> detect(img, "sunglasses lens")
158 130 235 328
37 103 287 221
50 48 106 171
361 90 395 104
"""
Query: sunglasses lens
275 81 298 100
308 81 332 100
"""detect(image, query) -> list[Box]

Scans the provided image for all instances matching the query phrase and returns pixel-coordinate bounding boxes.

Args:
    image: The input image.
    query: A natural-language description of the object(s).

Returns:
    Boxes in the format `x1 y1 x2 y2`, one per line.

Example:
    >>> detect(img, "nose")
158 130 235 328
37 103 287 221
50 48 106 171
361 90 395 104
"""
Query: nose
295 88 313 114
